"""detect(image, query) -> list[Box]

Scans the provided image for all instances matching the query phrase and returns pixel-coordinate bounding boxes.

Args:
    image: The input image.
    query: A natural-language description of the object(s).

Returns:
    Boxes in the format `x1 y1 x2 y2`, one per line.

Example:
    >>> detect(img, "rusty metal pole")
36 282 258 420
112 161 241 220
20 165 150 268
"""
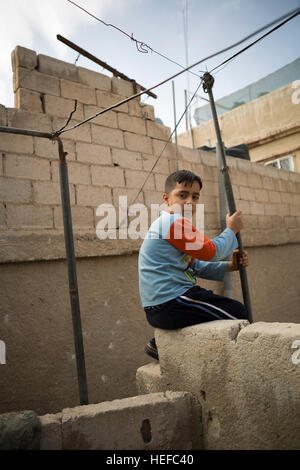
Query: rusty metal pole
202 73 253 323
57 138 89 404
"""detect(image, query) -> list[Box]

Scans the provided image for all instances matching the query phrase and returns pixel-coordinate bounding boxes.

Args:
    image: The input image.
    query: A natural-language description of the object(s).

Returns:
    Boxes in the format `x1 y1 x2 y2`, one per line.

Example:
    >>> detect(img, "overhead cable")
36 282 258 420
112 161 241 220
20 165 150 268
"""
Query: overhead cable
53 6 300 138
66 0 202 79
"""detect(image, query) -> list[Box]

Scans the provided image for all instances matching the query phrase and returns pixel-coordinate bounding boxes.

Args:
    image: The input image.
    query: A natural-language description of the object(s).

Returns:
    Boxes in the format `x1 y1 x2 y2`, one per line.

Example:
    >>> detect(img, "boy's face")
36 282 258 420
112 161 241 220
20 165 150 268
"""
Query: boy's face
163 181 201 216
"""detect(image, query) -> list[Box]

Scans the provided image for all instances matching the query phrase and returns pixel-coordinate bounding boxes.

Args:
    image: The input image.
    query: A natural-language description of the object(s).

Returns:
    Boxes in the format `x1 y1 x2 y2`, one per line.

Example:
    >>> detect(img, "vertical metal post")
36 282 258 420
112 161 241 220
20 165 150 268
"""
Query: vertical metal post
216 141 233 299
184 89 189 132
172 81 179 171
58 138 89 404
202 73 253 323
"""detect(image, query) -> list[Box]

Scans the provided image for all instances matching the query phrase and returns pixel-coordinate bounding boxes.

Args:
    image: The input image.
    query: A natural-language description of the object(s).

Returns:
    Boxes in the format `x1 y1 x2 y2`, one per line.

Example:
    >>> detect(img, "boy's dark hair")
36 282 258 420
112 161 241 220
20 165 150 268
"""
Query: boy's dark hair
164 170 203 194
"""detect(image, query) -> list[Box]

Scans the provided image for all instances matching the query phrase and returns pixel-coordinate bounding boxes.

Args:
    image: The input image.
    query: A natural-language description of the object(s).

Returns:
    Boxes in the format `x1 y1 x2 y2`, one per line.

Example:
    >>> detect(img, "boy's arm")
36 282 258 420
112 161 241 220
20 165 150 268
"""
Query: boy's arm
165 216 238 261
190 259 229 281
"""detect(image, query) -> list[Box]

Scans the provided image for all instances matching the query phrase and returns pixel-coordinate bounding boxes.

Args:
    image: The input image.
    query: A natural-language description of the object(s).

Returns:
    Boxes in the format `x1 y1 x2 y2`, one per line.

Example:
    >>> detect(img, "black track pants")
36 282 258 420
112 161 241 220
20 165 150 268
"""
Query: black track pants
145 285 247 330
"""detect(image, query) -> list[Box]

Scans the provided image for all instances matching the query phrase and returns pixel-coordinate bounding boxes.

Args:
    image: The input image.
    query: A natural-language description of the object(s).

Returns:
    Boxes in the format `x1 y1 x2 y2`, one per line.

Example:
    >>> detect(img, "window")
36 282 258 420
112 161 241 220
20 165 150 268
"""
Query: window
264 155 294 171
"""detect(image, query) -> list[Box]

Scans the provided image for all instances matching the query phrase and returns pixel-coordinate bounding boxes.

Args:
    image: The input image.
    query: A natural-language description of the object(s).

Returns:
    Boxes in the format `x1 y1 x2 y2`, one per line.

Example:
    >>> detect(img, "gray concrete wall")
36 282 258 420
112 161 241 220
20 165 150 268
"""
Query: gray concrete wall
137 321 300 450
0 46 300 417
38 391 202 450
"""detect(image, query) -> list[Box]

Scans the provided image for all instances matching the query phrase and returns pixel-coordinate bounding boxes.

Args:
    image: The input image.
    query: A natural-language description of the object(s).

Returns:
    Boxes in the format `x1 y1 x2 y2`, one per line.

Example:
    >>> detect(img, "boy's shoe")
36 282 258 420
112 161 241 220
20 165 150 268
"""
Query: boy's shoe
144 338 159 361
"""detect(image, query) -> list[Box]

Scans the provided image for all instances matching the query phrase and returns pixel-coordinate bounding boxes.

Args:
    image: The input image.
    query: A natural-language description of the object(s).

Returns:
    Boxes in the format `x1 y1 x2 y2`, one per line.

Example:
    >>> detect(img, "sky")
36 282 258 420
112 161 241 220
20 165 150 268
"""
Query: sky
0 0 299 134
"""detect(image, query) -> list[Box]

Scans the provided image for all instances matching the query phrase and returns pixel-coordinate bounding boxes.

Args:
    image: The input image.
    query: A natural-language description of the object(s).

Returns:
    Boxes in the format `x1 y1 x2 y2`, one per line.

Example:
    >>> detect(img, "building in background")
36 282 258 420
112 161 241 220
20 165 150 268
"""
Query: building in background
178 58 300 173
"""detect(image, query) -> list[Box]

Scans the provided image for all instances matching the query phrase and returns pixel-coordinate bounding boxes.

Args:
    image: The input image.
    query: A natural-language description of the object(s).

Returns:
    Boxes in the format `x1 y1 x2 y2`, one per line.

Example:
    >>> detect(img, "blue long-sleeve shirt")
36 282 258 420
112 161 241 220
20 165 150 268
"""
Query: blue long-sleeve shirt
138 211 237 307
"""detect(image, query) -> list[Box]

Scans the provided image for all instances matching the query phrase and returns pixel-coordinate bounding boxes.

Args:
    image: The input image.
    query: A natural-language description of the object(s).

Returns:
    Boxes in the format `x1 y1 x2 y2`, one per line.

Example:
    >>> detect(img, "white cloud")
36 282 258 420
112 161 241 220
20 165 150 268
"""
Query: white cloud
0 0 139 107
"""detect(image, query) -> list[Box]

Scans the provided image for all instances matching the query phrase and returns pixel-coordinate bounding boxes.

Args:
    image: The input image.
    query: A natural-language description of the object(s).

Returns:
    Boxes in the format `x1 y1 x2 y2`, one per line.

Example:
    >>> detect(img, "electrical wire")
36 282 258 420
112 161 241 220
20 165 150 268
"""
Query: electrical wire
66 0 202 79
53 6 300 138
116 78 204 230
209 7 300 75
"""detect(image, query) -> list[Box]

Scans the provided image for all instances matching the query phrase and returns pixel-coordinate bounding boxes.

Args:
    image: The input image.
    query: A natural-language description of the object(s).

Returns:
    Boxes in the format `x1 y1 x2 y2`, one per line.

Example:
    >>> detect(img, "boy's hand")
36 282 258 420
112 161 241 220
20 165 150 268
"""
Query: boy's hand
227 250 249 272
226 211 243 234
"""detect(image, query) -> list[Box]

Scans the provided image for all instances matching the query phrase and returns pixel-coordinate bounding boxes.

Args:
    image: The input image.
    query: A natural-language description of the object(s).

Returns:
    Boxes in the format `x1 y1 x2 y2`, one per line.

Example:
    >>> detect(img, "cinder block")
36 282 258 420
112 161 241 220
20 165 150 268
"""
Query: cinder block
76 184 112 207
262 176 276 190
284 216 297 228
51 161 90 185
249 201 265 215
194 164 216 183
290 203 300 216
91 166 125 187
124 132 152 154
14 89 43 113
11 46 37 71
112 77 134 97
112 148 143 170
52 118 92 143
84 105 118 128
204 212 219 230
54 205 94 230
247 173 262 188
125 169 155 190
78 67 111 91
178 146 201 164
142 154 169 174
202 181 217 197
7 109 52 133
201 196 218 214
61 392 199 450
0 105 6 126
230 169 248 187
118 113 146 135
112 187 144 206
33 181 75 205
257 214 273 228
39 413 62 450
43 95 84 120
0 176 32 203
60 79 96 105
34 138 76 161
14 67 60 96
146 120 170 141
264 203 278 216
152 140 175 159
0 133 33 154
254 189 269 202
91 125 124 148
96 90 128 113
140 104 155 121
6 203 53 229
128 99 143 117
0 203 6 229
292 193 300 205
38 54 78 82
5 154 50 181
236 199 250 214
144 190 165 206
239 186 256 202
200 151 218 167
268 191 281 204
154 173 167 192
76 142 111 165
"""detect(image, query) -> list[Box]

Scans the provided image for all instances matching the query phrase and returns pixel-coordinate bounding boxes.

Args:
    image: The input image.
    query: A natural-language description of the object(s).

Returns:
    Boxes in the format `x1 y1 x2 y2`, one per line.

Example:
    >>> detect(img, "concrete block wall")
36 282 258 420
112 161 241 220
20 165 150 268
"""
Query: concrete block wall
38 391 202 450
0 45 299 254
136 321 300 450
1 46 300 416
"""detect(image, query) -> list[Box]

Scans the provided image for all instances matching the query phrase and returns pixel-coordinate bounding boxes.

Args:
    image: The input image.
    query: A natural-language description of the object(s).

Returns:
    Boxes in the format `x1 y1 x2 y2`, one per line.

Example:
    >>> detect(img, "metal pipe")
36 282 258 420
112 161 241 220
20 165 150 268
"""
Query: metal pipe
0 126 53 139
216 141 233 299
202 72 253 323
58 139 89 405
172 81 179 171
57 34 157 99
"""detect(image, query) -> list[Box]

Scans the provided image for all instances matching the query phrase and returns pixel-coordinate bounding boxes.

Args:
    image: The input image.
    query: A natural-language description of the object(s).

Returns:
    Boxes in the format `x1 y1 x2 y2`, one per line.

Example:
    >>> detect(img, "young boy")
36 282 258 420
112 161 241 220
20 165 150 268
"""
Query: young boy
138 170 248 360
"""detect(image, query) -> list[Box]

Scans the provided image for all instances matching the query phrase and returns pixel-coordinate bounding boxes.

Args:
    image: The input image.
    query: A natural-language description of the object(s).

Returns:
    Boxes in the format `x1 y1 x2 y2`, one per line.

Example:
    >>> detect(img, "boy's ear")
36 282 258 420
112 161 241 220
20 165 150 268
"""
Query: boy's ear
162 192 169 204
